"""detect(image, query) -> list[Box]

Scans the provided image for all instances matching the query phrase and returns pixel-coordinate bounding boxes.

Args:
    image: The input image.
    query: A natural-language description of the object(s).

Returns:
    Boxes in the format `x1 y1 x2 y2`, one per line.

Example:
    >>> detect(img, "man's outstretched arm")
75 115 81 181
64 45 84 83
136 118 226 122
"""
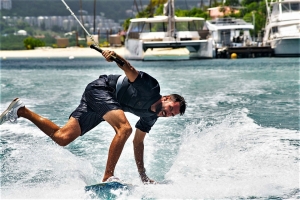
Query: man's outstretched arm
102 50 138 82
133 128 156 184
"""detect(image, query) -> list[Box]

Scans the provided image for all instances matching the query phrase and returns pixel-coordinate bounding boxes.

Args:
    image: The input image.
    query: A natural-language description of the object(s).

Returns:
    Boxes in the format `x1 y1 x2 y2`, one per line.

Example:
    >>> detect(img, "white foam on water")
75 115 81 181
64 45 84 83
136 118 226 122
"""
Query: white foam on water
1 58 299 199
2 99 298 198
1 125 95 199
125 109 299 199
0 112 152 199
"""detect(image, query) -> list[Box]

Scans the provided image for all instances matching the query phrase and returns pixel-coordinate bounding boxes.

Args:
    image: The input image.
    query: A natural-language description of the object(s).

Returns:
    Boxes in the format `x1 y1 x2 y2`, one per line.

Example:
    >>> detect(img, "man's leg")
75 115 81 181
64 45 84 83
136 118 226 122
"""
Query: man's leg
102 109 132 182
18 107 81 146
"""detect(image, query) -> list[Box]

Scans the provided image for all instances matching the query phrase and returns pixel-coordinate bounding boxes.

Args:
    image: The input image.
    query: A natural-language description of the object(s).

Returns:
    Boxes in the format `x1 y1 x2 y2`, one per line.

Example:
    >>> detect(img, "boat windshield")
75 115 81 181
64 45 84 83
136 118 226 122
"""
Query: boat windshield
281 2 300 12
143 22 167 32
128 20 204 33
271 3 279 15
176 20 205 31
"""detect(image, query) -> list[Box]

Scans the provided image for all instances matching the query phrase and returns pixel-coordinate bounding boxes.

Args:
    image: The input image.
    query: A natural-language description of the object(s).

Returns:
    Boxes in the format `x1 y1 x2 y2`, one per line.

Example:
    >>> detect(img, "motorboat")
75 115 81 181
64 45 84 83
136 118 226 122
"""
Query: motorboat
124 0 215 60
205 17 254 49
263 0 300 56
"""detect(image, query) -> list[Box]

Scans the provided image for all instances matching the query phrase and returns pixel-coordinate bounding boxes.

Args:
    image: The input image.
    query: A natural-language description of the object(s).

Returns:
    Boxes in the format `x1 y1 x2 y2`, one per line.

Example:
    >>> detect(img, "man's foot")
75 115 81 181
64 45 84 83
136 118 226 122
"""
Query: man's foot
105 176 122 183
0 98 24 125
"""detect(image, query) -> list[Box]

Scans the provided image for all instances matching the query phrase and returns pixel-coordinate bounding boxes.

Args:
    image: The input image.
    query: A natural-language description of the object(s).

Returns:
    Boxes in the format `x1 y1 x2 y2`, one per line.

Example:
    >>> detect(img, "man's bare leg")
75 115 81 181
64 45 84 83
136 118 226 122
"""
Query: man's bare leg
17 107 81 146
102 109 132 182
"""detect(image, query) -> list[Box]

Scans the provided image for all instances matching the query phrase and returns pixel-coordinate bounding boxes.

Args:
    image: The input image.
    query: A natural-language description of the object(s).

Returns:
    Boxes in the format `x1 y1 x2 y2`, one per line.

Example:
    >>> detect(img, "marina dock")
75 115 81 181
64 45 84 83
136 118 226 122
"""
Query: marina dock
216 46 274 58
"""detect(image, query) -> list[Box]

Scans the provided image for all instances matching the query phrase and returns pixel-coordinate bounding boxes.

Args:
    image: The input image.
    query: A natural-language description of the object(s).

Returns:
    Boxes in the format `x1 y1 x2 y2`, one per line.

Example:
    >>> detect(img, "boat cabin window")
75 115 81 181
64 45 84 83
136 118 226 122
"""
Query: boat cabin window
282 2 290 12
272 26 278 33
129 22 144 33
281 2 300 12
271 3 279 16
129 22 167 33
148 22 167 32
127 22 144 39
290 2 300 11
175 20 204 31
176 22 190 31
142 23 151 32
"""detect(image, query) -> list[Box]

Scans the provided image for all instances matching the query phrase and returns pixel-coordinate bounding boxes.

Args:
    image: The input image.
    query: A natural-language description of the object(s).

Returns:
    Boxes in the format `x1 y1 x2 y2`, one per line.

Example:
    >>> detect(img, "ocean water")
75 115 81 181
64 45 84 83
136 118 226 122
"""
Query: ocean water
0 57 299 199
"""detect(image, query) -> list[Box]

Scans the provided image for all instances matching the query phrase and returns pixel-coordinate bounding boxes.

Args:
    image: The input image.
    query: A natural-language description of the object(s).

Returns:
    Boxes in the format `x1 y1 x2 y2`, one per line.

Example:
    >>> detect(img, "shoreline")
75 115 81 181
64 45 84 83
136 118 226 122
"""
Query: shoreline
0 46 190 60
0 47 126 59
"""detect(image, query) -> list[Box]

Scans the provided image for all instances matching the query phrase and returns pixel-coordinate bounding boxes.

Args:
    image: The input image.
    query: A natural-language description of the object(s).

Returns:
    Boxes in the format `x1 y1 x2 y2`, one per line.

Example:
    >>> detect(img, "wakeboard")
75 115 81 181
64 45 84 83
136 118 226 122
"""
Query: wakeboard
85 181 135 198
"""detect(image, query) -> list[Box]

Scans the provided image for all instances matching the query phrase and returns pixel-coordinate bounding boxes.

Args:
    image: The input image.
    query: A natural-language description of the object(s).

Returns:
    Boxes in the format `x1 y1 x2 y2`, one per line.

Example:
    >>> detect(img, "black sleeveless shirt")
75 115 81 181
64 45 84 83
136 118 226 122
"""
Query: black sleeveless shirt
109 71 161 133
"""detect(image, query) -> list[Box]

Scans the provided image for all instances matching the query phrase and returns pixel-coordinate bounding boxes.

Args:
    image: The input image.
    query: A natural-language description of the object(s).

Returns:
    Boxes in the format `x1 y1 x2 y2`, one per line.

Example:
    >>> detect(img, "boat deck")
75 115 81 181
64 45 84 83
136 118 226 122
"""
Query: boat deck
217 46 274 58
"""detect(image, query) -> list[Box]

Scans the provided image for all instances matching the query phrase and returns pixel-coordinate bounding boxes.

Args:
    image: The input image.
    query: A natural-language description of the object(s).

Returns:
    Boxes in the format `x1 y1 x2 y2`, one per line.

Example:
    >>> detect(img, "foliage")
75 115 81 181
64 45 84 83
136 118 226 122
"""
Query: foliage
0 0 136 22
241 0 267 36
123 0 267 37
135 0 168 18
224 0 240 7
122 18 132 31
0 17 35 35
23 37 45 49
0 0 269 49
0 19 14 34
0 35 27 50
42 33 56 45
155 4 165 15
175 7 209 19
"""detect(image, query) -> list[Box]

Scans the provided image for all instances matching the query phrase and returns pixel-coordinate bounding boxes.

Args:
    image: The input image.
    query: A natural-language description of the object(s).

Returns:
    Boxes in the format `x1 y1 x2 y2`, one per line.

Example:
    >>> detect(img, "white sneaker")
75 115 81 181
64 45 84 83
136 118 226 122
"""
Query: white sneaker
105 176 122 183
0 98 25 125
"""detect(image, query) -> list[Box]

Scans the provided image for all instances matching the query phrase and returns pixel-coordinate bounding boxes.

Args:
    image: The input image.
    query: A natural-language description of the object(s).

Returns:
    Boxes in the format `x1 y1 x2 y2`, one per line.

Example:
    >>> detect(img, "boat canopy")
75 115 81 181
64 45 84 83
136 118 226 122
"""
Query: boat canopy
130 16 205 23
128 16 206 33
206 18 254 31
271 0 300 14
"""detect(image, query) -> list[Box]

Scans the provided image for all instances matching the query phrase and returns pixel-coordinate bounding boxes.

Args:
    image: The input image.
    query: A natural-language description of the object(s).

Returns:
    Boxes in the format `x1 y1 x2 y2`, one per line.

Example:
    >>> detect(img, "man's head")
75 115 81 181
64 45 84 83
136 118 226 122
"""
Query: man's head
156 94 186 117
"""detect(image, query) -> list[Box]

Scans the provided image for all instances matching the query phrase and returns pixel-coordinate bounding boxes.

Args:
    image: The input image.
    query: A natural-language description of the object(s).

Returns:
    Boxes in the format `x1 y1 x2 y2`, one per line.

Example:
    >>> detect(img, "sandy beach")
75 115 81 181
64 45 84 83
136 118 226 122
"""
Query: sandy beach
0 47 126 59
0 46 190 60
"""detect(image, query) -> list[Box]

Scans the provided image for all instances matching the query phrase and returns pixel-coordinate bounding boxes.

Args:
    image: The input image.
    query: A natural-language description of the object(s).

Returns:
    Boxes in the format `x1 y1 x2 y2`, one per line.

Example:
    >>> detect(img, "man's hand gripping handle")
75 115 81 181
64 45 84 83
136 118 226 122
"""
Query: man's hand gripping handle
90 44 125 66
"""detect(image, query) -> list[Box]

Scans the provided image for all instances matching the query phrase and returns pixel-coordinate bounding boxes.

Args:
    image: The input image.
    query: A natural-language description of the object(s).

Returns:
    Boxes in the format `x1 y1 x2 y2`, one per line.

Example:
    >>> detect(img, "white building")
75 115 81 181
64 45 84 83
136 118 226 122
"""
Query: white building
0 0 12 10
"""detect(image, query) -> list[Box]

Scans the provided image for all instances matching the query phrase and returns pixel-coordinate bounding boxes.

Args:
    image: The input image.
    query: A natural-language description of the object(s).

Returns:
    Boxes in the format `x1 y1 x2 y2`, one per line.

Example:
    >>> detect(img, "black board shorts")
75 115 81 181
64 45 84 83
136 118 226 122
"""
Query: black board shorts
70 75 121 136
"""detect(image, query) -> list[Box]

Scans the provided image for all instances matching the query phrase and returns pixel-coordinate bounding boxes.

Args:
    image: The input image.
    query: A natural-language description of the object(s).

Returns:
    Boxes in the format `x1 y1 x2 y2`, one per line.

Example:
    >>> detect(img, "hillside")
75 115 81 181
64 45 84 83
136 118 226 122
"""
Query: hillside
0 0 201 22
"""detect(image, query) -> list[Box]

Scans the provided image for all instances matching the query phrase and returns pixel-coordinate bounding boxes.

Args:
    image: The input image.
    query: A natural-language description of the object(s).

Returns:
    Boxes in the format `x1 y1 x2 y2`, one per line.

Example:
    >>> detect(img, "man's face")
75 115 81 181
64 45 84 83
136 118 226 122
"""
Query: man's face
156 96 180 117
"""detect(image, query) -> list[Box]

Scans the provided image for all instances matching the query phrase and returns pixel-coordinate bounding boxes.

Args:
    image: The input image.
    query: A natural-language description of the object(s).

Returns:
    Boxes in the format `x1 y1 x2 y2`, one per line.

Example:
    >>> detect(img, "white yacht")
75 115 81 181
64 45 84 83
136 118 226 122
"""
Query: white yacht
205 17 254 49
124 0 215 60
263 0 300 56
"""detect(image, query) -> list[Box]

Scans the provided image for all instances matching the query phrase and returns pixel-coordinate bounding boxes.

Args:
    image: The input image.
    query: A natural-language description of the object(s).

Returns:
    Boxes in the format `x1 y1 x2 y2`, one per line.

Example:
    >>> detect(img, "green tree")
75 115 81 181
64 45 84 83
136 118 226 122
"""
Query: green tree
123 0 268 38
24 26 34 35
51 25 63 33
23 37 45 49
122 18 132 31
16 20 30 30
224 0 240 7
0 35 27 50
176 7 208 19
241 0 267 36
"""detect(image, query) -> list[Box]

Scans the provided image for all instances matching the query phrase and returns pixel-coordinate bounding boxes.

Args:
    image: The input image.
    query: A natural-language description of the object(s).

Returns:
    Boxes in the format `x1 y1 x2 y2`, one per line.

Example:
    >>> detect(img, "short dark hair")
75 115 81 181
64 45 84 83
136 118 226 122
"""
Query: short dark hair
169 94 186 116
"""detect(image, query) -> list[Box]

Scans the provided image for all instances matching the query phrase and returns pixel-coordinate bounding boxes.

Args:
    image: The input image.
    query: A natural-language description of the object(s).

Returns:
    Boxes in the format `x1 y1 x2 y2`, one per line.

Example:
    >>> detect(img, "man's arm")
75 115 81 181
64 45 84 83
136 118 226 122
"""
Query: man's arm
133 128 156 184
102 50 138 82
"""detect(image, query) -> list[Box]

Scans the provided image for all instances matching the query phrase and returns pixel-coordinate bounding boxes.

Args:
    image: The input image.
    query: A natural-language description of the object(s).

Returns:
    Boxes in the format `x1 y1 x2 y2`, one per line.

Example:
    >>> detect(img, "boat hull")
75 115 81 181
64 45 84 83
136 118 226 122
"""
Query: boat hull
124 39 215 60
271 37 300 57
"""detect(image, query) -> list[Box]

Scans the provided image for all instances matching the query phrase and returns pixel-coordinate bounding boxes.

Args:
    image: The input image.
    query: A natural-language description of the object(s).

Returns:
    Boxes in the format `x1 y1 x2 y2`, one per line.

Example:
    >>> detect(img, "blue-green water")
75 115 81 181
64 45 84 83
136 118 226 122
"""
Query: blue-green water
1 57 299 199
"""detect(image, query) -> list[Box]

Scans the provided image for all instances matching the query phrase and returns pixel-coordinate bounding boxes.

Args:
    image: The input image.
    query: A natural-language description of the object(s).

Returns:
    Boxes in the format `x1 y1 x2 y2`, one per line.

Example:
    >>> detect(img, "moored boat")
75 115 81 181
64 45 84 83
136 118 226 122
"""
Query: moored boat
124 0 215 60
263 0 300 56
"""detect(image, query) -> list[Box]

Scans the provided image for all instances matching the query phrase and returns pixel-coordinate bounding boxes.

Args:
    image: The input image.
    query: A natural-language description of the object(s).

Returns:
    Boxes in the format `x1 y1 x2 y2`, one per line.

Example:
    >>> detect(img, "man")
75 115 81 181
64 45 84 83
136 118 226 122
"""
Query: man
0 50 186 184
